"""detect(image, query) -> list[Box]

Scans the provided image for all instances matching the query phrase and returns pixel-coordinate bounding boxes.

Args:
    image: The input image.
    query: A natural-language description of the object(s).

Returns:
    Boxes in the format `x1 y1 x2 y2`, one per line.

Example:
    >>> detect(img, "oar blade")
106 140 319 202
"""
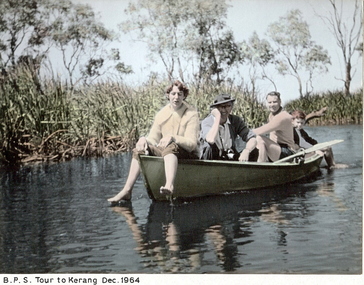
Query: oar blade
273 139 344 164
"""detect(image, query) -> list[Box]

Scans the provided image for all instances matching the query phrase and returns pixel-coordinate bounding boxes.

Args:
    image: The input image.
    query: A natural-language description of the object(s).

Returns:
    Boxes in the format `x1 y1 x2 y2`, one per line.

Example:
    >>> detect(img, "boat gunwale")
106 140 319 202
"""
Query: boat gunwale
138 153 324 201
138 153 323 168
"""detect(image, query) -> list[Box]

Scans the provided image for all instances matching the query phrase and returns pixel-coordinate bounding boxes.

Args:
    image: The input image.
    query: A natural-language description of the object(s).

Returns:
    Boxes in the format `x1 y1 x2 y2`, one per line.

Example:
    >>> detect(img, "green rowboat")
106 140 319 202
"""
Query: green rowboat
138 153 324 201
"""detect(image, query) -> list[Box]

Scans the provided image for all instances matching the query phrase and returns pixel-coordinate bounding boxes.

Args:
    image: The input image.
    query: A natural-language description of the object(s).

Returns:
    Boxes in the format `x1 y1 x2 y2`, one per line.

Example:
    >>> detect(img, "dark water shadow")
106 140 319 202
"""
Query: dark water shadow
111 181 322 273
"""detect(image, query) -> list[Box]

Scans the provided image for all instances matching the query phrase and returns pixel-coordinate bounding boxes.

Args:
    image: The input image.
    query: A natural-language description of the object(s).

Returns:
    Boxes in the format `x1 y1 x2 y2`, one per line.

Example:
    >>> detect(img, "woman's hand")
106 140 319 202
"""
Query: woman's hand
158 136 174 149
136 137 148 152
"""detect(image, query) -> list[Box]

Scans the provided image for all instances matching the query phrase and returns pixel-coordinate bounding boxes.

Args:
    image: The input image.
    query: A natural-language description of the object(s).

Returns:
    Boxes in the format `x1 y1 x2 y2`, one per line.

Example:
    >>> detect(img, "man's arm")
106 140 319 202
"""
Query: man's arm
238 137 257 161
305 107 328 124
205 108 221 144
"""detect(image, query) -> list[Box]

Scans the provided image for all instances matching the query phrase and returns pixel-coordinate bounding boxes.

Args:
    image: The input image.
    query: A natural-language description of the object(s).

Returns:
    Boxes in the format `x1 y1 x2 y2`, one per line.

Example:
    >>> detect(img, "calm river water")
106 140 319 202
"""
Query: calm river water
0 125 362 275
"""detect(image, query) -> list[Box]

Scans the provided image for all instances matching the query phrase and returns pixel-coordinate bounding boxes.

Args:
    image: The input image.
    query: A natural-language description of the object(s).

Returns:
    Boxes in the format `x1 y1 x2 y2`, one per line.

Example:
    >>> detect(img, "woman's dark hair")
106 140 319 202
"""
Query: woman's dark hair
165 80 189 98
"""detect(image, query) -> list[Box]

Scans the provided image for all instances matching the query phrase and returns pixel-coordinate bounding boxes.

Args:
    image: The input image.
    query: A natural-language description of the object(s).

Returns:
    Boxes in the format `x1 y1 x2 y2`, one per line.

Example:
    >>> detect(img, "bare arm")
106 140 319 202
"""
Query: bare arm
305 107 328 123
238 137 257 161
205 108 221 144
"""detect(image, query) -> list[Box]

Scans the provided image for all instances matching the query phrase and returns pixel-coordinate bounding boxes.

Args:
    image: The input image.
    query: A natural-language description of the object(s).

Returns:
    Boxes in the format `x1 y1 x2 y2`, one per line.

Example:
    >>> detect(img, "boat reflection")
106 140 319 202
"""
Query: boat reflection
112 184 325 272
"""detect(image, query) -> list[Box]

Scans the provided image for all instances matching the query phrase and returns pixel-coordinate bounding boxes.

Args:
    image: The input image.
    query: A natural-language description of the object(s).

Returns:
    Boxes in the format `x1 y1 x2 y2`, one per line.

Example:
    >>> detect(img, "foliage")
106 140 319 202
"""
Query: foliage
0 0 131 87
0 67 267 164
285 89 362 125
0 1 362 165
0 63 72 163
267 9 331 98
240 32 276 95
121 0 241 85
0 66 361 165
0 0 43 66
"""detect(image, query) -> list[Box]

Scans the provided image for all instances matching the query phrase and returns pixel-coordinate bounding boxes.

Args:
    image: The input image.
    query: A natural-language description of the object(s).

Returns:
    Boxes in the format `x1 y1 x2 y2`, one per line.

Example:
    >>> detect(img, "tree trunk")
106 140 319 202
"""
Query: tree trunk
345 61 351 96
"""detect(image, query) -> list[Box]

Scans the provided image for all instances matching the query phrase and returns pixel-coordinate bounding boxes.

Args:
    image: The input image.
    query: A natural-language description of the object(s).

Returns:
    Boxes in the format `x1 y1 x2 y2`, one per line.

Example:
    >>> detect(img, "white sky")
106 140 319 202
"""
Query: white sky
72 0 362 103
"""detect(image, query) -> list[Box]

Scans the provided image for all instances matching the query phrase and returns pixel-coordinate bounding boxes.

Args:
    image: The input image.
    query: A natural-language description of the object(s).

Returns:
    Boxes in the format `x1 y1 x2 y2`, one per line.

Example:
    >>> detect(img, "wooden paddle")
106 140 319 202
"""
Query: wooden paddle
273 139 344 164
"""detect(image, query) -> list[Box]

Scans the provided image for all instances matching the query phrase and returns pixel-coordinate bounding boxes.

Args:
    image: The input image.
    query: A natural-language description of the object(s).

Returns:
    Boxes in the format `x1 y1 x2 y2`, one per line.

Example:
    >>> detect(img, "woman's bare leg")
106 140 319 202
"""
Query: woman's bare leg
108 158 140 202
160 154 178 195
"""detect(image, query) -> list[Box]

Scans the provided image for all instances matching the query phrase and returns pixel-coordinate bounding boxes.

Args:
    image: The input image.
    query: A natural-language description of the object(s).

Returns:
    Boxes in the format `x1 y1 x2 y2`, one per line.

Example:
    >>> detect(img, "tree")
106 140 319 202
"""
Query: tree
44 0 119 86
318 0 362 95
0 0 42 67
121 0 241 85
121 0 188 81
183 1 241 86
240 32 276 96
0 0 131 86
267 10 331 98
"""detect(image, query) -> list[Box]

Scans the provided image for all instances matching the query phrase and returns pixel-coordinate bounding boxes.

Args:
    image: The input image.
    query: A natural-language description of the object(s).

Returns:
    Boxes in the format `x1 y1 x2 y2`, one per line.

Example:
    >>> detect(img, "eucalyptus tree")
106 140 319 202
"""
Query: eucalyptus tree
240 31 276 96
0 0 42 67
121 0 241 85
267 10 331 98
183 1 241 86
318 0 362 95
0 0 130 87
43 0 122 86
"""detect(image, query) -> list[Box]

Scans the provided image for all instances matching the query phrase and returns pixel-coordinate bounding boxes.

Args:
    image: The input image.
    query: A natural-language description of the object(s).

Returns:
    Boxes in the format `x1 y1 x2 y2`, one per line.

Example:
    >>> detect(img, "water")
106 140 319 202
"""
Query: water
0 125 362 274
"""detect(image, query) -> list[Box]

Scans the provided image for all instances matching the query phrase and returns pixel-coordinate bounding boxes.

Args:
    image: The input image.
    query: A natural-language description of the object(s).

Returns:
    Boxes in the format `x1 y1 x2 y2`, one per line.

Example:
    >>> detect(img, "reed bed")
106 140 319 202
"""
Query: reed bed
0 67 361 165
285 90 363 125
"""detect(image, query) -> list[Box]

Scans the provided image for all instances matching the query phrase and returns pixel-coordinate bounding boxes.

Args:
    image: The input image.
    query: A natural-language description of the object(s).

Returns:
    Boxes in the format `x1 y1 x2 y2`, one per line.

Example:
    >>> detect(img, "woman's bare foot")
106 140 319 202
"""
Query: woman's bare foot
160 185 173 195
107 189 132 203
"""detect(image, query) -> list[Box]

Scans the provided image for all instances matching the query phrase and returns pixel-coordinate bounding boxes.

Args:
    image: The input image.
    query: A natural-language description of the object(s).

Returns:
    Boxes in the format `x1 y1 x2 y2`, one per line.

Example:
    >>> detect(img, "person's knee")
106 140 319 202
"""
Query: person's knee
255 136 266 149
161 142 179 157
132 148 145 160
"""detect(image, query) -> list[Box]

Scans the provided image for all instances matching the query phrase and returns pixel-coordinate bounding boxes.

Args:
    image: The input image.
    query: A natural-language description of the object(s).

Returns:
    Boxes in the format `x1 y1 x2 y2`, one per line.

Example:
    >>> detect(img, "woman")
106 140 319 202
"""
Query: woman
108 80 199 203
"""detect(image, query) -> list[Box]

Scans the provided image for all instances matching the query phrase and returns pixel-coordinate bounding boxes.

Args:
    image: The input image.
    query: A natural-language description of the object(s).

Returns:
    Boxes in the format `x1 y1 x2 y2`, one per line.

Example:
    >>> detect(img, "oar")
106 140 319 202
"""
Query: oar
273 139 344 164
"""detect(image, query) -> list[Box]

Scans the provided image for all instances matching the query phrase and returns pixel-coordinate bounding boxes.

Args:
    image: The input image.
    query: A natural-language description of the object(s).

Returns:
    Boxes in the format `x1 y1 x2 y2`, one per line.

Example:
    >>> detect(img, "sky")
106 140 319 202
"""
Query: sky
73 0 363 103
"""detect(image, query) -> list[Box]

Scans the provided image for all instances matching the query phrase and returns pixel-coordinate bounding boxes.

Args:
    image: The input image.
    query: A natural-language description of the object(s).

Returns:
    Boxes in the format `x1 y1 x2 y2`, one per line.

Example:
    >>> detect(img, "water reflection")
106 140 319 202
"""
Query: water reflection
316 182 348 212
0 125 361 274
111 184 322 272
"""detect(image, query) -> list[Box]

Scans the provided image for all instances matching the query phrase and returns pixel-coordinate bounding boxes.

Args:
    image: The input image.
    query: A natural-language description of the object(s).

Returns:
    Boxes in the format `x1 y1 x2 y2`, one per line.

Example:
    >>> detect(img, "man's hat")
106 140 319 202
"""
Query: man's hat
210 94 236 108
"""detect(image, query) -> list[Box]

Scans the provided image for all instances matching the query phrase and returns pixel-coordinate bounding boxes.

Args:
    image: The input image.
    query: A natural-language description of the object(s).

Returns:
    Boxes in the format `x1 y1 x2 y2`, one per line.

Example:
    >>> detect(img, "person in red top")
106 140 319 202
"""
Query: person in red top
252 91 297 162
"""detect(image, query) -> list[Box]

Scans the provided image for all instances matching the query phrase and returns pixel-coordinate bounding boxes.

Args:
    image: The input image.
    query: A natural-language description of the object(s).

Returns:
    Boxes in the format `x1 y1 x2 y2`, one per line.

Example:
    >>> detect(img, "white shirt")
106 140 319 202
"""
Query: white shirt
216 118 232 156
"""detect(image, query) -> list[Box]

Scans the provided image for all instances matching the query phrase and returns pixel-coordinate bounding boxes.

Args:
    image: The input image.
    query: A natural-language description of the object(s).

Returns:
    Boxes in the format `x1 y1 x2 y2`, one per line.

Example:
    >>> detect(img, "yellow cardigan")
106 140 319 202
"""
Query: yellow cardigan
146 102 200 153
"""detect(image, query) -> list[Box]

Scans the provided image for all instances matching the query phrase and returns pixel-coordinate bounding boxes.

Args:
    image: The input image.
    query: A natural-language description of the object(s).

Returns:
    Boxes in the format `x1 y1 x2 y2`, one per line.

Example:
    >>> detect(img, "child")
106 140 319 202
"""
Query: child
291 110 347 169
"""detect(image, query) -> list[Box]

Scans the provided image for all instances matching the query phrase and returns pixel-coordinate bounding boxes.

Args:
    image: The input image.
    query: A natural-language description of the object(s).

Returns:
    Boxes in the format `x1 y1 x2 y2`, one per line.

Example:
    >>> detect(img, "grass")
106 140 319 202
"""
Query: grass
0 66 362 165
285 90 363 125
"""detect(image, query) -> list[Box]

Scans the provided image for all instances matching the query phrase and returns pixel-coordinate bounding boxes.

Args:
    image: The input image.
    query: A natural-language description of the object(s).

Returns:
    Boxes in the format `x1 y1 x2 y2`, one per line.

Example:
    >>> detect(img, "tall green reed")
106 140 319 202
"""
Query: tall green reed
285 89 363 125
0 67 361 165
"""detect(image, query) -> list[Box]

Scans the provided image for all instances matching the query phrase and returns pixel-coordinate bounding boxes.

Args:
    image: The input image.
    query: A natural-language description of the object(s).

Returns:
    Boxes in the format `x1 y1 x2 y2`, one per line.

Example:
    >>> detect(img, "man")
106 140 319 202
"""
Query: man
200 94 257 161
252 91 297 162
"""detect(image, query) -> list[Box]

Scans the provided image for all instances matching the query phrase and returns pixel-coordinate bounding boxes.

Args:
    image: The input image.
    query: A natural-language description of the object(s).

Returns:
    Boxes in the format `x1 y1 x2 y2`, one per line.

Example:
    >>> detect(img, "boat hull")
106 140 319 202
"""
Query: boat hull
138 154 323 201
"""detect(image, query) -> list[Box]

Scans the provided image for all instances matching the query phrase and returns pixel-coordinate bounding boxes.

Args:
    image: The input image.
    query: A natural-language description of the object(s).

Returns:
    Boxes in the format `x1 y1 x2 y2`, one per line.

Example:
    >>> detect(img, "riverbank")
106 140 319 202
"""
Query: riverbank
1 67 362 165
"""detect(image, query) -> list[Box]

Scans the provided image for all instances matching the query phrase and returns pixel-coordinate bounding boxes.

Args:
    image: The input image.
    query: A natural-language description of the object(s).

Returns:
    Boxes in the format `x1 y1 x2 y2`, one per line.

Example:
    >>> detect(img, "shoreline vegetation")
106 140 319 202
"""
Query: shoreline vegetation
0 66 362 166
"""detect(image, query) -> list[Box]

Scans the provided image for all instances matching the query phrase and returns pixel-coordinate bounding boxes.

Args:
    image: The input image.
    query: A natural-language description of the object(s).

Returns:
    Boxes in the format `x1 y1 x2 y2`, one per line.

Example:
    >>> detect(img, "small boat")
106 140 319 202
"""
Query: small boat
138 153 322 201
138 140 342 201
